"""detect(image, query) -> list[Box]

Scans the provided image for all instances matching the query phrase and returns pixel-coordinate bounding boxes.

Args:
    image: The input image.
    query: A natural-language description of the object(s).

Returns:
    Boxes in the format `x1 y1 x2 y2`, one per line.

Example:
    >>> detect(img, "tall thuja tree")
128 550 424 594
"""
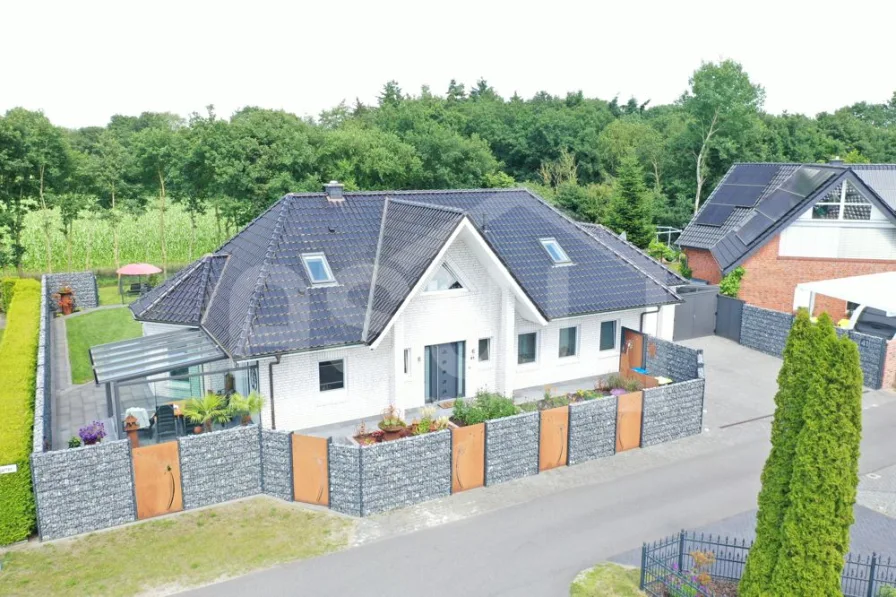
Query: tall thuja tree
603 154 655 248
771 315 863 595
739 310 820 596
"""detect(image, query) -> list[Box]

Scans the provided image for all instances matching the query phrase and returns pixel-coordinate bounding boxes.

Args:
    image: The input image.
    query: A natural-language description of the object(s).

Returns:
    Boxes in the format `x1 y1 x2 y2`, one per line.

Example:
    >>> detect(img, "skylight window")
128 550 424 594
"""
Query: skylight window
539 238 571 264
302 253 336 285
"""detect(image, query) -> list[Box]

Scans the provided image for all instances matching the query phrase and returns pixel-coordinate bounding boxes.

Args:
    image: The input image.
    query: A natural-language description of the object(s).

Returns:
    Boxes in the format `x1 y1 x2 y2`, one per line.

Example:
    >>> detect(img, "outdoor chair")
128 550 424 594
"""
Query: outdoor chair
154 404 178 442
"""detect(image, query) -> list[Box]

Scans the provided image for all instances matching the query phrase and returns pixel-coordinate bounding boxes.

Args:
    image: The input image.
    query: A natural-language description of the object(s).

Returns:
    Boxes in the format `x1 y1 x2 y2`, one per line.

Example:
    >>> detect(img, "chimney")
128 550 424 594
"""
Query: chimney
829 156 844 166
324 181 344 203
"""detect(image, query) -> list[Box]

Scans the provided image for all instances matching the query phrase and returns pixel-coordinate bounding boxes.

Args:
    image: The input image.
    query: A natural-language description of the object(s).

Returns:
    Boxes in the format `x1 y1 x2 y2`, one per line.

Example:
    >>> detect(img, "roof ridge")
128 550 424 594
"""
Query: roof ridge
386 197 467 214
361 199 391 342
234 198 291 358
131 257 208 319
284 187 528 198
584 223 687 284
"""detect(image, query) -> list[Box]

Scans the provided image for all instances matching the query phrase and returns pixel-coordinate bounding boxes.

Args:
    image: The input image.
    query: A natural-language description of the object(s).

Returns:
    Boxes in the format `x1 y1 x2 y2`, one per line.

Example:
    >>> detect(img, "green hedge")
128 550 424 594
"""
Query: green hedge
0 279 41 544
0 277 17 312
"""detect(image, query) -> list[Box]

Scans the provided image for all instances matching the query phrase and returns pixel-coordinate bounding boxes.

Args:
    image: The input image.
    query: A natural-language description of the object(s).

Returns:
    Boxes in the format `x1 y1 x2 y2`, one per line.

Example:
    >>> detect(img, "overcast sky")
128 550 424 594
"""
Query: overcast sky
4 0 895 129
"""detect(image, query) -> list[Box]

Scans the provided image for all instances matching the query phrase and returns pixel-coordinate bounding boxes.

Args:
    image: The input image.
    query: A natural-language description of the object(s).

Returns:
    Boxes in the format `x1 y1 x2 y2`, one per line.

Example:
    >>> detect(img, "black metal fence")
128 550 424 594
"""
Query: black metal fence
641 531 896 597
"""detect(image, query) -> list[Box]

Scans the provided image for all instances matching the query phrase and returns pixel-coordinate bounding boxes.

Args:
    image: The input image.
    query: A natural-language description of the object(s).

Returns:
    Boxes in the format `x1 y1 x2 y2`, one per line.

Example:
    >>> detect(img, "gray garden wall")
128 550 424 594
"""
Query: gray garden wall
568 397 617 465
359 431 451 516
838 329 887 390
179 425 261 510
485 411 539 486
328 442 362 516
33 276 52 453
641 379 706 447
45 271 98 312
261 430 293 502
31 440 136 541
646 336 704 382
740 305 794 357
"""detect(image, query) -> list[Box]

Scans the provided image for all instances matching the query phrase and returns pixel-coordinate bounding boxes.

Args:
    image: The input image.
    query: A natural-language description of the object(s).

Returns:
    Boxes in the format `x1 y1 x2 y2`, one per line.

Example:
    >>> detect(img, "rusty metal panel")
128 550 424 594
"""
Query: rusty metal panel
615 391 643 452
292 434 329 506
132 441 183 520
539 405 569 471
620 328 646 375
451 424 484 493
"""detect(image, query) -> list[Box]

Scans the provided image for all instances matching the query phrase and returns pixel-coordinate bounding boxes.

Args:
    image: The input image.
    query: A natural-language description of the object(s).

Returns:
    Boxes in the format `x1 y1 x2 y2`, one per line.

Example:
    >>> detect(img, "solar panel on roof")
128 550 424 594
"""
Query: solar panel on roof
695 203 736 227
779 167 838 197
756 189 804 220
708 184 766 207
735 213 774 245
724 164 779 186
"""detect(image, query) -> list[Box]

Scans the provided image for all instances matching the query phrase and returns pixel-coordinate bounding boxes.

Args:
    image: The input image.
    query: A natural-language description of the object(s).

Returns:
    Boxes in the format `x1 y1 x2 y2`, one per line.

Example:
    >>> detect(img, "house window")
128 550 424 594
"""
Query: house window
559 326 578 358
302 253 336 285
811 182 872 221
403 349 411 375
539 238 571 264
478 338 491 362
599 320 617 351
319 359 344 391
518 332 537 364
425 263 464 292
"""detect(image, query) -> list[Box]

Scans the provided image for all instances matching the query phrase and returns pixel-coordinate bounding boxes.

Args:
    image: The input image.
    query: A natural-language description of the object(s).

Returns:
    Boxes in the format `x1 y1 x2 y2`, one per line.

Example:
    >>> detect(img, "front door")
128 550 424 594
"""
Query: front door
425 341 465 402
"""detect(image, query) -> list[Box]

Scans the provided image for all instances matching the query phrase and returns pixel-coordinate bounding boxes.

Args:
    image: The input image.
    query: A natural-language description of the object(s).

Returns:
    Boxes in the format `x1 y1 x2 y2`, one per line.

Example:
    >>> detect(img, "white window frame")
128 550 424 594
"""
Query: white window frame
539 237 572 265
517 331 539 366
599 319 620 353
558 325 579 359
477 337 491 363
302 252 337 285
811 182 872 222
423 262 469 294
403 348 411 376
318 358 345 392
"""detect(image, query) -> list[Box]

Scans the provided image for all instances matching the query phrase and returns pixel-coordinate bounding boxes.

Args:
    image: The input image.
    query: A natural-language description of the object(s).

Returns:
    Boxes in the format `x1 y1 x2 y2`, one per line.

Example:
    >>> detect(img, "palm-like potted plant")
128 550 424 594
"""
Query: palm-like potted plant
228 391 265 426
182 394 231 433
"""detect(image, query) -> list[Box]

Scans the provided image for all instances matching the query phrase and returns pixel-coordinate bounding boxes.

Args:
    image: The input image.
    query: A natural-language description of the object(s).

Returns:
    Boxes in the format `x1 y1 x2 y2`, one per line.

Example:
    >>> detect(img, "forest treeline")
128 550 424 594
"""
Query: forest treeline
1 59 895 273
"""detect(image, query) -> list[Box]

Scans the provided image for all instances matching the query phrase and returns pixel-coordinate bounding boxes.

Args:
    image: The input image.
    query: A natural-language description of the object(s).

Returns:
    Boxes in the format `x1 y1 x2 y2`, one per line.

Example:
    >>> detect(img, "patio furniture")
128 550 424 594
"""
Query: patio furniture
125 407 151 429
154 405 178 442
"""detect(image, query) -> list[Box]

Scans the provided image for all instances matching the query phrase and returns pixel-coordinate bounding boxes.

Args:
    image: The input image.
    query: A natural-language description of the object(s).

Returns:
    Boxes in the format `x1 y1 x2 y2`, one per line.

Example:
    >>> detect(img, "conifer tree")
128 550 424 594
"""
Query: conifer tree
603 154 655 249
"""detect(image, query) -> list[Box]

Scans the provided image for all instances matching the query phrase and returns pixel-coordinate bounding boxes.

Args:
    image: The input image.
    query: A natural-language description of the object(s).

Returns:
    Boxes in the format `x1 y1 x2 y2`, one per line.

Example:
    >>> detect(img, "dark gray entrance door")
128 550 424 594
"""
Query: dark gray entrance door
715 295 745 342
673 285 719 341
425 341 465 402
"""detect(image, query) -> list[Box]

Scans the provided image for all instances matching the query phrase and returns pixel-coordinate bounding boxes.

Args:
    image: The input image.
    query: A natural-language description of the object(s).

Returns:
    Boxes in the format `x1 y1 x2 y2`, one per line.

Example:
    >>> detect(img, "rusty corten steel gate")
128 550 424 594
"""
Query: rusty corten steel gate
615 391 643 453
451 423 485 492
132 442 184 520
538 406 569 471
292 434 329 506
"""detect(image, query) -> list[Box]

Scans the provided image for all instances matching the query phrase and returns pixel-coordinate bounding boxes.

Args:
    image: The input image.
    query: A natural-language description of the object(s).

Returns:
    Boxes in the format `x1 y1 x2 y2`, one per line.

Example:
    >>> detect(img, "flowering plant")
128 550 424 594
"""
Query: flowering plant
79 420 106 445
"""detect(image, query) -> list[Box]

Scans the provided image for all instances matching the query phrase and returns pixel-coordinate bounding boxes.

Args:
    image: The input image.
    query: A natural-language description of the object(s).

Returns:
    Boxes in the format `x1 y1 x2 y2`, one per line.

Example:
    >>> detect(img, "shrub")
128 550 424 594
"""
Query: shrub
679 255 692 279
719 266 746 297
452 392 518 425
648 239 677 262
879 586 896 597
0 277 17 312
0 279 41 544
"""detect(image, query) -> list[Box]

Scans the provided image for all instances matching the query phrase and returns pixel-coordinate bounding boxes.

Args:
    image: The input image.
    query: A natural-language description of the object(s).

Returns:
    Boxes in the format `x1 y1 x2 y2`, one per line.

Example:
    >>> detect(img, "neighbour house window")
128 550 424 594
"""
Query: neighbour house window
302 253 336 285
478 338 491 362
518 332 537 364
539 238 571 265
403 349 411 375
599 320 617 351
319 359 344 391
425 263 464 292
811 182 872 221
559 326 578 358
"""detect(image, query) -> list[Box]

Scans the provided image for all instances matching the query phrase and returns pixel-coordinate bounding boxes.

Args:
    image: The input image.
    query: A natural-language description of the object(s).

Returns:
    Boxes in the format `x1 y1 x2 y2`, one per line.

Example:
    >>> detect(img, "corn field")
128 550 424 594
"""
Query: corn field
11 205 224 275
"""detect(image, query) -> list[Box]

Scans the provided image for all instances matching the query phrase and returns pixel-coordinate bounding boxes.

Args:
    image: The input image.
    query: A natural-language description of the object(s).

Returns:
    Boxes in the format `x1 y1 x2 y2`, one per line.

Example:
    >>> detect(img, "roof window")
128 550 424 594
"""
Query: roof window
539 238 571 264
302 253 336 285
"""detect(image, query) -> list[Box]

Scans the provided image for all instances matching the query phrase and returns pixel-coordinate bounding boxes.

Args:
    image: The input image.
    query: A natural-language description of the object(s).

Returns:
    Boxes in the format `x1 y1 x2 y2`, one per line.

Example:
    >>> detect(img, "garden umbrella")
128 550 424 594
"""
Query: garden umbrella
116 263 162 303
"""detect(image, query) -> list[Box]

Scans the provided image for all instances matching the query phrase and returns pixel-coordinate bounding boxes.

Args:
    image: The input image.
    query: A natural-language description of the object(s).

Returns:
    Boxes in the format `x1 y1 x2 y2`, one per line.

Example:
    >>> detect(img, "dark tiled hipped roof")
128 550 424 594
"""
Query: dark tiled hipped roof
578 223 687 287
131 254 227 325
132 188 680 359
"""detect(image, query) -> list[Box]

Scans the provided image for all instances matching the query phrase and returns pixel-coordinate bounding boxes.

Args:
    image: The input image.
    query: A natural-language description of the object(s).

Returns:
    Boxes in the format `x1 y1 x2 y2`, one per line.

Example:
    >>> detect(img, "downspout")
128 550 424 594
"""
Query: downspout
268 355 282 430
640 307 660 335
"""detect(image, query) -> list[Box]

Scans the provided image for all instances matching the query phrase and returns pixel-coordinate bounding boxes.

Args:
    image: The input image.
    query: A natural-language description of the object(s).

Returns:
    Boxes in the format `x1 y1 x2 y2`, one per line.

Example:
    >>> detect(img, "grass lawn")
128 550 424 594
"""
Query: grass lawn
0 498 353 597
570 563 645 596
66 307 142 384
98 284 137 306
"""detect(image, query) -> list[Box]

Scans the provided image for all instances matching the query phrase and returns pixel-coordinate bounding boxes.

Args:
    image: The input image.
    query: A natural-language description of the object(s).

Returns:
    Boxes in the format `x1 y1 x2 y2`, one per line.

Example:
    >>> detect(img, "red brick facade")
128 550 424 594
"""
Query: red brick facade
883 339 896 390
683 248 722 284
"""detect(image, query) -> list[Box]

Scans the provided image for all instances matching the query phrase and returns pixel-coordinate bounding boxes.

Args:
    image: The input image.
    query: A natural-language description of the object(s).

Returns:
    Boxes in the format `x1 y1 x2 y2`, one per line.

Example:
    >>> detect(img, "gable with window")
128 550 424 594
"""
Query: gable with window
425 263 464 292
811 182 872 221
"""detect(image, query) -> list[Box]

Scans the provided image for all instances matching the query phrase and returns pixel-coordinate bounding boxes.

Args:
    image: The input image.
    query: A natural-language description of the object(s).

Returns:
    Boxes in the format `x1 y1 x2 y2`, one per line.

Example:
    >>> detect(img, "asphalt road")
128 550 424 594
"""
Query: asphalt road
183 396 896 597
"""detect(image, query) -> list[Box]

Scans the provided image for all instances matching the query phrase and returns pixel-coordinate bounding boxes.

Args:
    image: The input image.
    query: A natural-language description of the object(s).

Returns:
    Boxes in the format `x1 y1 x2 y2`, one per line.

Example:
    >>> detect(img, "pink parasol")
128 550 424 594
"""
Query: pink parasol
116 263 162 275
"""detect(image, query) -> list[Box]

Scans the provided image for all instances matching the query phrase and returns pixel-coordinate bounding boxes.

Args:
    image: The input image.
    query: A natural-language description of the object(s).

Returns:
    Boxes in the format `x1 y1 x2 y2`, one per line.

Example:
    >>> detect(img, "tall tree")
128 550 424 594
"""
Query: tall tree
603 154 655 248
680 60 765 212
88 130 131 268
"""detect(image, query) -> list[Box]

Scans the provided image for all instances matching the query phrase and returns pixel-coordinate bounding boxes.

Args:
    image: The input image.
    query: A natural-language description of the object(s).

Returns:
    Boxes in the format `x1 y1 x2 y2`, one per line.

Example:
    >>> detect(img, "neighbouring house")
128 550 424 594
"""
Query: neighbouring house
678 161 896 318
124 184 683 431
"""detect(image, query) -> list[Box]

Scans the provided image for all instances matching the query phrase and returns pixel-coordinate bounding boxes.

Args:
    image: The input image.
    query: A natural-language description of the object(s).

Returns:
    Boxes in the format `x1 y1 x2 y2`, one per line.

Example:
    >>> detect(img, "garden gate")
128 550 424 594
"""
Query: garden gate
538 406 569 471
616 391 643 452
292 434 329 506
451 423 485 492
715 295 745 342
132 442 184 520
672 285 719 341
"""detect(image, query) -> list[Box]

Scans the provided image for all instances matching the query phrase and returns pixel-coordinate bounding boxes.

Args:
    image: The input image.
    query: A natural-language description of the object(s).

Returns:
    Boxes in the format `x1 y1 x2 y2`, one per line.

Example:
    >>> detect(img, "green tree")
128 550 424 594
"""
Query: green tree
739 310 820 596
87 130 131 268
770 316 862 595
603 155 655 248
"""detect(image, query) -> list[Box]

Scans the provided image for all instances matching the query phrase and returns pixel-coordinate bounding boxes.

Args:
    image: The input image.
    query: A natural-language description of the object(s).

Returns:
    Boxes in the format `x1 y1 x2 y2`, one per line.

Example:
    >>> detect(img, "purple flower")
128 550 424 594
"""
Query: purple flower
79 421 106 445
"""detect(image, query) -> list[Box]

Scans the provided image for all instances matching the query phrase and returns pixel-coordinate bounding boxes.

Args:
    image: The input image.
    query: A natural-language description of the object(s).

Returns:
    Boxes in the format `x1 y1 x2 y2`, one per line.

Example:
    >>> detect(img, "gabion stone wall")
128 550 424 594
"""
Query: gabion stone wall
485 412 539 486
328 442 361 516
359 431 451 516
740 305 794 357
179 426 262 510
646 336 704 382
31 440 136 540
261 430 293 502
641 379 705 447
33 276 52 453
568 397 617 465
838 329 886 390
45 271 98 312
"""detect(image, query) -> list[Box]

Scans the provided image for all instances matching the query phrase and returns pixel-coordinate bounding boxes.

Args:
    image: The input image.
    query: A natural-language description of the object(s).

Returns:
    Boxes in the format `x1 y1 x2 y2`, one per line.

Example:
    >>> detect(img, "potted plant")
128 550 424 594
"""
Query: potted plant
377 404 406 440
182 394 231 433
228 391 265 426
78 420 106 445
53 285 76 315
